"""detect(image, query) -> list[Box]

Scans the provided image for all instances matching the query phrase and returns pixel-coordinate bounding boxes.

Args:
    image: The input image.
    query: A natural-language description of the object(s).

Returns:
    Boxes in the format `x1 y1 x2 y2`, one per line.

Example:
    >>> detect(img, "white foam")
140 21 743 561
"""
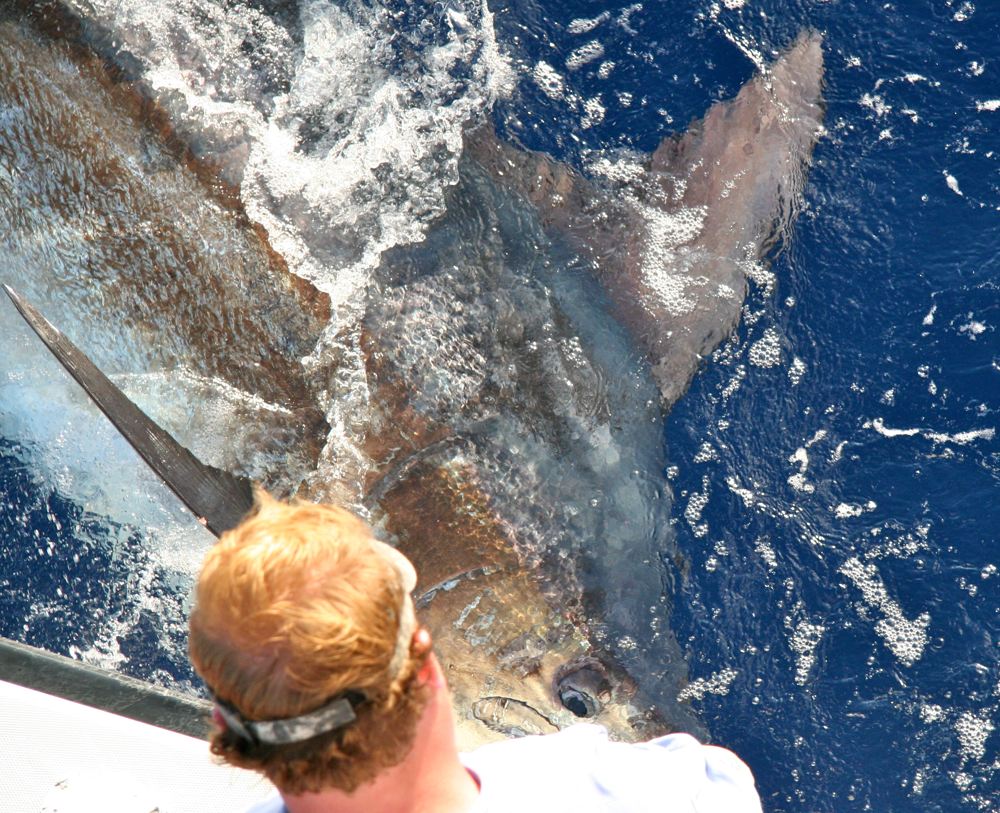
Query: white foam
864 526 931 561
840 557 930 667
749 328 782 368
64 0 513 309
637 205 709 316
533 61 566 100
953 1 975 22
788 473 814 493
744 259 776 293
787 447 815 493
860 92 892 117
789 617 824 686
566 41 605 72
677 667 738 701
721 366 746 398
955 711 994 762
870 418 995 445
693 442 718 463
755 537 778 572
959 319 987 338
567 13 611 35
926 428 995 444
587 155 646 185
684 476 711 538
788 356 806 385
581 96 606 129
616 4 643 34
945 172 964 196
920 703 946 724
726 476 757 508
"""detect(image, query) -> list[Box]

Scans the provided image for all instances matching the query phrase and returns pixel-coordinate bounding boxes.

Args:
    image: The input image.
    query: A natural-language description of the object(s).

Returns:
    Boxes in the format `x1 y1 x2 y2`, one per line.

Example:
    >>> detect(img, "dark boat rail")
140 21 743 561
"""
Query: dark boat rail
0 635 211 738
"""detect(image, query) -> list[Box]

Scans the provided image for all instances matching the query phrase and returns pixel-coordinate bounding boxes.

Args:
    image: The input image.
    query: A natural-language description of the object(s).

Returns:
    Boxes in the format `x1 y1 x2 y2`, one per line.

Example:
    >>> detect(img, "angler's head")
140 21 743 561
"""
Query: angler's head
188 491 433 795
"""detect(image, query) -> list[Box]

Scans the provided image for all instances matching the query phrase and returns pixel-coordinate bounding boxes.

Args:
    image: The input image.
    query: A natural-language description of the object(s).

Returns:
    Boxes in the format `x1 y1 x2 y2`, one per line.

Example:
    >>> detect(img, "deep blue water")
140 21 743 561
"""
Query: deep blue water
1 1 998 811
0 435 198 686
493 1 1000 809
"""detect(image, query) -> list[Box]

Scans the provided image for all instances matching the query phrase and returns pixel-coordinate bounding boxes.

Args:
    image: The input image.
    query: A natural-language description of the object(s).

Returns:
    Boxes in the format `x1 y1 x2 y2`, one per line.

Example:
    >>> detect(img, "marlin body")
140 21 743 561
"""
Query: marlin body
0 9 824 749
348 32 824 746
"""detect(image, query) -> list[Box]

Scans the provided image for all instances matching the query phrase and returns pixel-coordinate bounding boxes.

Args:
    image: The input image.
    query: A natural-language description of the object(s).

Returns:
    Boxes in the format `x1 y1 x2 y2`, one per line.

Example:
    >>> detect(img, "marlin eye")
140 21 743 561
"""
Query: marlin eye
558 686 596 718
553 659 611 719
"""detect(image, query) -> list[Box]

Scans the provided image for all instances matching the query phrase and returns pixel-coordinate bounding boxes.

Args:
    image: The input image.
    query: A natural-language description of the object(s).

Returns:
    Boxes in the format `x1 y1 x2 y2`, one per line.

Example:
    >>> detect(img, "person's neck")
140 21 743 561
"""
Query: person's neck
282 658 479 813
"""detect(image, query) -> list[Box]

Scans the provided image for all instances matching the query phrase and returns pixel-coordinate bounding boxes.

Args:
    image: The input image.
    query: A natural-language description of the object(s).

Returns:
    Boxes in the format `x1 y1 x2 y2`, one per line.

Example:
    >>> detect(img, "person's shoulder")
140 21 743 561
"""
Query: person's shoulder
460 724 611 807
463 725 762 812
604 731 764 812
243 796 286 813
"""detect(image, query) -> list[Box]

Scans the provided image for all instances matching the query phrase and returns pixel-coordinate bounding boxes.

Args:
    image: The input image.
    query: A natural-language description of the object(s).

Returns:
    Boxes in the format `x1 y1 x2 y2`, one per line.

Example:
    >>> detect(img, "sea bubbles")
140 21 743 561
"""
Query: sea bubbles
840 557 930 667
749 327 782 367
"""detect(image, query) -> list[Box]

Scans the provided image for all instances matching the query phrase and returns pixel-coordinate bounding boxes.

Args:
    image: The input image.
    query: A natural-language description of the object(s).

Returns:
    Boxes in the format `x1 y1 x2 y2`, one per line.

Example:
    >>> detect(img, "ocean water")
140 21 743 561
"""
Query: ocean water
0 1 997 811
659 3 1000 810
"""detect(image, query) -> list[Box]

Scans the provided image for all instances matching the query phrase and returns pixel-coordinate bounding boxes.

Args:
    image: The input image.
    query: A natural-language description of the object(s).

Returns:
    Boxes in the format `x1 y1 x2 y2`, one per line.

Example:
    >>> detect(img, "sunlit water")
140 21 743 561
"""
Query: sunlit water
0 0 997 810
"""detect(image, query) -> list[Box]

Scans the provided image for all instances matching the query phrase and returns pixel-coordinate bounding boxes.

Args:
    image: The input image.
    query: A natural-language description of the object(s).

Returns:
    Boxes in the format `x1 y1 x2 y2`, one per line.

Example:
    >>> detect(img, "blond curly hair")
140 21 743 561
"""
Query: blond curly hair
188 491 429 794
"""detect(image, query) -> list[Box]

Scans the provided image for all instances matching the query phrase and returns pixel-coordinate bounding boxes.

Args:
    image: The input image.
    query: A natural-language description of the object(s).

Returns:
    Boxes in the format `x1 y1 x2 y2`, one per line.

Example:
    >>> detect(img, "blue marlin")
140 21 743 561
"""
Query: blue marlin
0 11 823 749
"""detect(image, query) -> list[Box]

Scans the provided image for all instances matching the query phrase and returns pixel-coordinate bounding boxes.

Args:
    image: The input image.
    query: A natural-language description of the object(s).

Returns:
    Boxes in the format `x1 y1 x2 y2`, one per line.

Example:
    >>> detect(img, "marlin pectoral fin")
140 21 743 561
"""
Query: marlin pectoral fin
3 285 255 537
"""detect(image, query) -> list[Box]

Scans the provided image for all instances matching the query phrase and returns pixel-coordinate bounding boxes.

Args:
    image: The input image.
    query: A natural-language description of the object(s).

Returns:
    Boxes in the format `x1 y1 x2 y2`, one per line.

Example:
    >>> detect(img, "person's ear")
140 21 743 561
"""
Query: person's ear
411 626 433 658
412 627 444 686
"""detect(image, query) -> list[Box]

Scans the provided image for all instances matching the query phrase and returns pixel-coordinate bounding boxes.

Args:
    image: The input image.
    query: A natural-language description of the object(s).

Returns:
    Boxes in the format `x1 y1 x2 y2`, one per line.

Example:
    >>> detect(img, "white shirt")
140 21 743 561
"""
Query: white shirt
460 724 763 813
246 724 763 813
